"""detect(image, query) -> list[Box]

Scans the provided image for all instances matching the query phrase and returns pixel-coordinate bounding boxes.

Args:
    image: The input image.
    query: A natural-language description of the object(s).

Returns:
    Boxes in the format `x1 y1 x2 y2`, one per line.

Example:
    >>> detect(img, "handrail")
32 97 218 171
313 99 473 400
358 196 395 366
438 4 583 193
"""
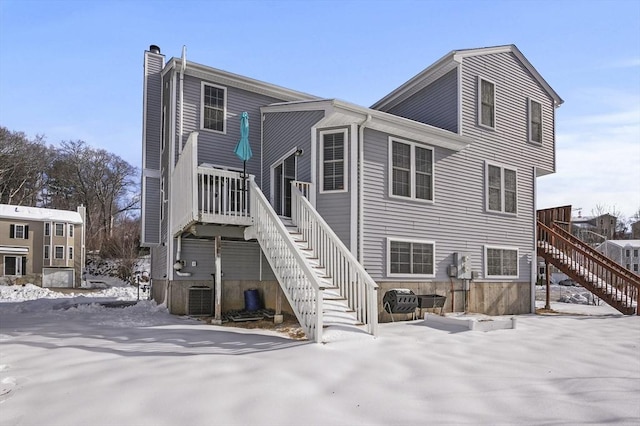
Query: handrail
247 177 325 343
197 166 252 225
290 183 379 336
551 223 640 283
538 221 639 314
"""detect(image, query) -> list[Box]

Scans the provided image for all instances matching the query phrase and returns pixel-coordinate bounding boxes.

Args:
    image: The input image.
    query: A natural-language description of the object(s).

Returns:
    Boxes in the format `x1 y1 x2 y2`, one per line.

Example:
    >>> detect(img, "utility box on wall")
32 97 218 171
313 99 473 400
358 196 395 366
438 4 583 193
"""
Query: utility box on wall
454 252 472 279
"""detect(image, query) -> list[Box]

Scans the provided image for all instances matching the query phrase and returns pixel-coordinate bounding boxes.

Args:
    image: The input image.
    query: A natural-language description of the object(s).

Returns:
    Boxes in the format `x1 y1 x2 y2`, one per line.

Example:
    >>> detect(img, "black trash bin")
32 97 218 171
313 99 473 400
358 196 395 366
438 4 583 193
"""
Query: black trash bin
383 289 418 314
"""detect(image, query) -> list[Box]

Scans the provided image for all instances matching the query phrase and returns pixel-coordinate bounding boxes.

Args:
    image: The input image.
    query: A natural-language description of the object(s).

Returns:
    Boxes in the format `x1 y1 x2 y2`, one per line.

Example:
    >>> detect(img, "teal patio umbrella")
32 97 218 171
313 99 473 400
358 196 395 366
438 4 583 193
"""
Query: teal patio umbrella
234 112 252 208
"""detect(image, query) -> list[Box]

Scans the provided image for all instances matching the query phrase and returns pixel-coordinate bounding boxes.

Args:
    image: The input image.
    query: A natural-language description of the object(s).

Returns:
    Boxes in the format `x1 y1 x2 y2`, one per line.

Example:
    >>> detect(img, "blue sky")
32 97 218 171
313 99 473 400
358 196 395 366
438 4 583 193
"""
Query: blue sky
1 0 639 220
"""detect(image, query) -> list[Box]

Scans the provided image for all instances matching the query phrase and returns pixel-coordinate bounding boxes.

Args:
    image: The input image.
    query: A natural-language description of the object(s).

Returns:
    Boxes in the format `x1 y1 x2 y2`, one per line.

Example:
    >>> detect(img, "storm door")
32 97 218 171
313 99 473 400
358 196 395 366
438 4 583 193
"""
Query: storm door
272 154 297 217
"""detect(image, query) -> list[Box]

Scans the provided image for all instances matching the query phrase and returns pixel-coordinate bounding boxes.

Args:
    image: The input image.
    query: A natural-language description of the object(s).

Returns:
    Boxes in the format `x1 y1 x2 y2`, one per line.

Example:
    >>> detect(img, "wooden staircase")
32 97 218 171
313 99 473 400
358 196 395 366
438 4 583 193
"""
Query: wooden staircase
537 207 640 315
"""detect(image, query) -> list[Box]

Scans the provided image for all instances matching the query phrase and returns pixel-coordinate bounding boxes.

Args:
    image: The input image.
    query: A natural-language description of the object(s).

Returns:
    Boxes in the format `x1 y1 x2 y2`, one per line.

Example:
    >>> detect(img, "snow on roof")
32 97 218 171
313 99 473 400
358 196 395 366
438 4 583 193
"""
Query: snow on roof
601 240 640 248
0 204 83 224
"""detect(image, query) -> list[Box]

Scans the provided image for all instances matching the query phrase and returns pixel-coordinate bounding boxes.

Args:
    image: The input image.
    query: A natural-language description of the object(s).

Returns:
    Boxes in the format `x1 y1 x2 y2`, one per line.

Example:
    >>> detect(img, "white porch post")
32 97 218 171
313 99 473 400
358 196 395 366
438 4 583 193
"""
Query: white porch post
213 235 222 324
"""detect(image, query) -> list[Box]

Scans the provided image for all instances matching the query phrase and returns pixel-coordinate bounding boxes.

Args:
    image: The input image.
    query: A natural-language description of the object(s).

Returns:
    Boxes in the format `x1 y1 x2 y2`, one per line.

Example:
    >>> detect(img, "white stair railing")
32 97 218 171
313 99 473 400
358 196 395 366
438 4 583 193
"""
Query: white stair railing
245 177 325 343
171 132 198 237
290 183 379 336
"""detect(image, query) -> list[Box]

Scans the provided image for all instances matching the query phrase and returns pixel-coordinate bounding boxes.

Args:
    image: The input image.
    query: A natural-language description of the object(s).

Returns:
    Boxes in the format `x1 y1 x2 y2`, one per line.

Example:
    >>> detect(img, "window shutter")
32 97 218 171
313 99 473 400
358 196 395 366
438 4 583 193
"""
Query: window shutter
10 224 15 238
25 225 29 239
21 257 27 274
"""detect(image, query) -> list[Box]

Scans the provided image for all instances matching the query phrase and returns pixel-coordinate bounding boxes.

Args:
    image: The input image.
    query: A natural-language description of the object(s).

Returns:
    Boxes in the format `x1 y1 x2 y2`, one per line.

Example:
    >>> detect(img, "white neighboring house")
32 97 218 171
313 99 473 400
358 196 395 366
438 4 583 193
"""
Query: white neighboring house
596 240 640 274
0 204 86 287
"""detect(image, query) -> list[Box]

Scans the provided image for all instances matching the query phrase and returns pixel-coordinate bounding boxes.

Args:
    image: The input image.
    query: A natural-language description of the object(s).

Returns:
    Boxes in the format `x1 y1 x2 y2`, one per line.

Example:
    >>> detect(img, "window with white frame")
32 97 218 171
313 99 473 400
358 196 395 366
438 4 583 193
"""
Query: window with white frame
478 77 496 129
3 256 25 276
44 245 50 259
55 223 65 237
320 130 347 192
68 246 74 261
69 224 74 238
528 98 542 143
45 222 50 236
485 246 519 278
54 246 64 260
634 249 639 258
9 224 28 239
634 264 638 272
486 163 517 214
389 138 434 201
201 82 226 133
388 238 435 277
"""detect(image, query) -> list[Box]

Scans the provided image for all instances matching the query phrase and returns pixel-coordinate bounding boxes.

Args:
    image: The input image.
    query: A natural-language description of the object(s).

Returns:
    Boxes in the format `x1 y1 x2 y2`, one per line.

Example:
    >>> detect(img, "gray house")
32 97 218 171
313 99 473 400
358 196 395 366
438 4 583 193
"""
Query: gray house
141 44 563 342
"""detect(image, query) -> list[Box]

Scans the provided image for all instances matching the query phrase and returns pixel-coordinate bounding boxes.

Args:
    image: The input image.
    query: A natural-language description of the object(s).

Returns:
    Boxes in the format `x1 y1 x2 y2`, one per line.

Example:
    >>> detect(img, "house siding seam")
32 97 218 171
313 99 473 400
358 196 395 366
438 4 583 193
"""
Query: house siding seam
385 68 459 133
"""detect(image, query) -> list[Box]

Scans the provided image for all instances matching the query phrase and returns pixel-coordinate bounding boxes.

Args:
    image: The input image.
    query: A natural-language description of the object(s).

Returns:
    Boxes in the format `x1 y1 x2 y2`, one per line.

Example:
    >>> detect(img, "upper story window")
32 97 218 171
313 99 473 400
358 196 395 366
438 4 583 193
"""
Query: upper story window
68 246 74 261
528 98 542 144
320 130 347 193
44 245 50 259
68 224 74 238
387 238 435 277
44 222 50 236
486 162 517 214
9 224 28 239
485 246 518 278
201 82 226 133
389 138 434 202
55 223 65 237
478 77 496 129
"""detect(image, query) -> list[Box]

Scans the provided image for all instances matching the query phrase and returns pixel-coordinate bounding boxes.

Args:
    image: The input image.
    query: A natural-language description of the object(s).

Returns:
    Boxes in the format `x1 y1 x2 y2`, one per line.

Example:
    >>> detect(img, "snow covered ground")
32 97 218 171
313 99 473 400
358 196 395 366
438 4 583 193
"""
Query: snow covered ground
1 284 639 425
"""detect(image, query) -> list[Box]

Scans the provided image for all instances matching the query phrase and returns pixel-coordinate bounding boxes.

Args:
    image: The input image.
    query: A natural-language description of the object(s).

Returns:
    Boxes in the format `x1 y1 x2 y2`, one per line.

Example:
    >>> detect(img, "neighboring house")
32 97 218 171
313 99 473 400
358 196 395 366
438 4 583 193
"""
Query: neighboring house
572 213 617 243
632 221 640 239
596 240 640 273
141 44 563 339
0 205 86 287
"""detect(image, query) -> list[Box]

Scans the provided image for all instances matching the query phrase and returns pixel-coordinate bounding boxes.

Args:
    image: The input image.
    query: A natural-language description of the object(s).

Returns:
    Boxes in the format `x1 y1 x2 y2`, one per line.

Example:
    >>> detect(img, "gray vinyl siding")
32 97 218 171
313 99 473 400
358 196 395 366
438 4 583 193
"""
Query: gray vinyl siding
143 53 163 171
150 245 166 280
316 126 353 248
141 52 163 246
220 240 275 281
143 176 161 245
171 238 216 280
460 52 556 174
262 110 325 203
177 74 285 187
361 126 535 282
386 68 459 133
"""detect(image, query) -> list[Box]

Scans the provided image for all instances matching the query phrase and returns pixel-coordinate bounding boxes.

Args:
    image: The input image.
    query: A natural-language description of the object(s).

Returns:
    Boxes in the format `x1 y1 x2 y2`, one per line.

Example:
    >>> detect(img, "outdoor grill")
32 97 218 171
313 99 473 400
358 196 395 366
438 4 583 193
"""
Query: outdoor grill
383 289 418 314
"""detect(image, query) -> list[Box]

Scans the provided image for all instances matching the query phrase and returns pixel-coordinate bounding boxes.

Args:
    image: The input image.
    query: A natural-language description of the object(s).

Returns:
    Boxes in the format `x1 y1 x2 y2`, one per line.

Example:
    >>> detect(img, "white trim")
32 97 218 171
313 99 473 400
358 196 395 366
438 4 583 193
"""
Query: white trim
319 128 349 194
477 76 496 130
310 126 317 207
485 161 518 215
457 64 463 135
11 224 27 239
527 97 543 145
200 81 227 134
388 137 435 203
386 237 436 278
484 245 519 279
269 147 299 210
0 246 28 254
170 71 177 171
349 123 357 254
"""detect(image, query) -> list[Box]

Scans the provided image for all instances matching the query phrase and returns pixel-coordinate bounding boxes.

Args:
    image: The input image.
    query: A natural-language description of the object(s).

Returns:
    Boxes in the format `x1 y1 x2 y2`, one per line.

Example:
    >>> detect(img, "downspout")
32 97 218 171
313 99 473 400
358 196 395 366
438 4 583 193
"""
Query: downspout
174 234 191 277
178 46 186 154
358 114 372 264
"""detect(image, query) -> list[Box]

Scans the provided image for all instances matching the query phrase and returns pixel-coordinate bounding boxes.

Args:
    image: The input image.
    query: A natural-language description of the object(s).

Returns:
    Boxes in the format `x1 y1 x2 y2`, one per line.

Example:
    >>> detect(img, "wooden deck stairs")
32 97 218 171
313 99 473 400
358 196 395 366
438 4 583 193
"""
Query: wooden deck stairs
537 207 640 315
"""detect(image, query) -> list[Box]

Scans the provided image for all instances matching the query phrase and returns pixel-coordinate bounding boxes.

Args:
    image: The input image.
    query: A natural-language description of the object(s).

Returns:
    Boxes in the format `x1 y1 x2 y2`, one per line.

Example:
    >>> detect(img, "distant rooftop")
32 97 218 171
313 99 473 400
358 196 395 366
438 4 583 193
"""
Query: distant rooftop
0 204 83 224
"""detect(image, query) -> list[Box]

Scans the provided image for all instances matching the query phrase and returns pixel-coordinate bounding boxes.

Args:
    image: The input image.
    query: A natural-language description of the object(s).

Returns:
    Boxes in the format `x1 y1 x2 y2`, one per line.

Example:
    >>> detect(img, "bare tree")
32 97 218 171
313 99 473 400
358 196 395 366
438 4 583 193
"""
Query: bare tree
0 127 51 205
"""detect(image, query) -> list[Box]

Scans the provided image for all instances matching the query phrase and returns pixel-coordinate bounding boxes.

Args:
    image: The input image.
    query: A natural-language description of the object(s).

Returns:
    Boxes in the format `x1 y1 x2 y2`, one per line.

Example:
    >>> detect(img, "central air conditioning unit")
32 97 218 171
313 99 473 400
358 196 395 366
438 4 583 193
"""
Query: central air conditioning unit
188 286 213 316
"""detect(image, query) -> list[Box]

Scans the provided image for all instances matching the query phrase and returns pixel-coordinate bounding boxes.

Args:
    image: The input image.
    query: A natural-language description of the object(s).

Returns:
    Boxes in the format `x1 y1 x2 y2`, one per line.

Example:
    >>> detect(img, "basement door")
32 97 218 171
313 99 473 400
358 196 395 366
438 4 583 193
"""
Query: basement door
272 153 297 217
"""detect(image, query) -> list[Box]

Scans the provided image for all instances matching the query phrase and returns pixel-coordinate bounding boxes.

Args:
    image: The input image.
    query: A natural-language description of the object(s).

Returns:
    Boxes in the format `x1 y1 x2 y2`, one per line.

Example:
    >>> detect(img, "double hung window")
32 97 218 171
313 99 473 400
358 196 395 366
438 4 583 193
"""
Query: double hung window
485 246 518 278
528 99 542 143
201 82 226 133
389 139 433 201
478 77 496 129
320 130 347 192
486 163 517 214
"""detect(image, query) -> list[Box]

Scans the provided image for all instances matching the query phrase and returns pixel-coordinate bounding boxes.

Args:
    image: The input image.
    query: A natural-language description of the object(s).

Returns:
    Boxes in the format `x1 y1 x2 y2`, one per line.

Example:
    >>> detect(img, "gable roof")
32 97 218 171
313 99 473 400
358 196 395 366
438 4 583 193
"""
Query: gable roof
372 44 564 111
262 99 473 152
0 204 83 224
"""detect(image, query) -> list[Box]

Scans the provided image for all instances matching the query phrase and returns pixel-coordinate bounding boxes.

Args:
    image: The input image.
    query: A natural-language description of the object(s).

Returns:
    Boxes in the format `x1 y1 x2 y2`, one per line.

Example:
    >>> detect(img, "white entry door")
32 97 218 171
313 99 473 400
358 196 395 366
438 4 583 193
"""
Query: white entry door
272 153 297 217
